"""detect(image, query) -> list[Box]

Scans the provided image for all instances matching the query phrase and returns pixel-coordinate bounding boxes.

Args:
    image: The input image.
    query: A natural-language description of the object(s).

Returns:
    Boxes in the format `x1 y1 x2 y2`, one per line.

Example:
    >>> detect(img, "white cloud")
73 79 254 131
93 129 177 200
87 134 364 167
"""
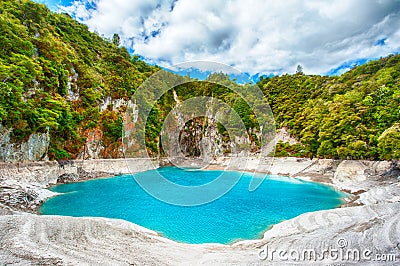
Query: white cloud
59 0 400 75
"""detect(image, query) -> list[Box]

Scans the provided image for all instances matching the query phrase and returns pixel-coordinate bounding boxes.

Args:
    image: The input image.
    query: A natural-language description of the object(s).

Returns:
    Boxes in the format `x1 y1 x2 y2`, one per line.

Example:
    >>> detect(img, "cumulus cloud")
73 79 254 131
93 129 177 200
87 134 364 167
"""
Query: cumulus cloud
58 0 400 75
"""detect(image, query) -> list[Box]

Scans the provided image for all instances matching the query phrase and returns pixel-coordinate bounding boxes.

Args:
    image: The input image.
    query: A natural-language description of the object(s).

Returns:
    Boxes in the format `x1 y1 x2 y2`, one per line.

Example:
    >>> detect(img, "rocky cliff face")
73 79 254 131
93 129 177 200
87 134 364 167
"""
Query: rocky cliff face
0 126 49 163
0 88 258 162
162 115 234 163
160 96 252 165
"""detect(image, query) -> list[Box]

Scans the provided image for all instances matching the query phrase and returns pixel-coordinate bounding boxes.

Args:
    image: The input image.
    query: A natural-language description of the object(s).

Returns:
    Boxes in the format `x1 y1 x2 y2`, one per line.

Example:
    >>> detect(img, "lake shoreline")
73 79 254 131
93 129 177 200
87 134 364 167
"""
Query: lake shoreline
40 166 346 245
0 157 399 264
0 157 374 213
0 156 397 217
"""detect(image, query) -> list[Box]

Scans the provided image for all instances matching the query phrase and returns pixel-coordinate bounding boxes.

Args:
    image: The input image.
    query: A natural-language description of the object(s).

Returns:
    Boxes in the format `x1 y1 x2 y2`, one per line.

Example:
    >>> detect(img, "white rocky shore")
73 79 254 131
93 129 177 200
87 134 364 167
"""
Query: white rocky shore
0 157 399 265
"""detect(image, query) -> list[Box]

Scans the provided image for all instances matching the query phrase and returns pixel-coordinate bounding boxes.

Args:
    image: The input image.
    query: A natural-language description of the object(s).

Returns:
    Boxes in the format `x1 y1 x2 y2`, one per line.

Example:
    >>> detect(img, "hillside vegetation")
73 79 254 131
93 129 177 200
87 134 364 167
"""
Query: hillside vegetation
0 0 156 159
258 56 400 160
0 0 399 160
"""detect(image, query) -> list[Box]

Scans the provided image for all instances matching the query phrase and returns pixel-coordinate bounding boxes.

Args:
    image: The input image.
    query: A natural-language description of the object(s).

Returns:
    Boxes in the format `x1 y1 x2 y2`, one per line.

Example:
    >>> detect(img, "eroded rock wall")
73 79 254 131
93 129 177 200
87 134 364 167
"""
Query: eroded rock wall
0 126 49 163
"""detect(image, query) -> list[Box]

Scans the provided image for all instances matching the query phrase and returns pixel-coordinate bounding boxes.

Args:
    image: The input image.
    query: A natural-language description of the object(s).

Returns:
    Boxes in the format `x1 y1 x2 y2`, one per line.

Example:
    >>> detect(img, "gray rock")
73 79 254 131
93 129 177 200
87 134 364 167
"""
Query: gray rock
0 126 49 163
0 157 399 265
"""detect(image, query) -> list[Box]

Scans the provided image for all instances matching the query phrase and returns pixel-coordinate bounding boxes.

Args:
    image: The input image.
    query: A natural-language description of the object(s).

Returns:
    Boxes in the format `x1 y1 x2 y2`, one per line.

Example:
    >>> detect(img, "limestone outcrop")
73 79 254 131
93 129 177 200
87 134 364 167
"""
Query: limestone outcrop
0 126 50 162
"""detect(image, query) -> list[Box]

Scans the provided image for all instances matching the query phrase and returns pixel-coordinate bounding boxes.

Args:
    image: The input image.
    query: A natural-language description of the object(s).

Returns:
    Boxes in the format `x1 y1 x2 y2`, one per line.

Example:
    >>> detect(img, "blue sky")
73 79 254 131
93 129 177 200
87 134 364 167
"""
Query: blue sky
35 0 400 78
35 0 72 11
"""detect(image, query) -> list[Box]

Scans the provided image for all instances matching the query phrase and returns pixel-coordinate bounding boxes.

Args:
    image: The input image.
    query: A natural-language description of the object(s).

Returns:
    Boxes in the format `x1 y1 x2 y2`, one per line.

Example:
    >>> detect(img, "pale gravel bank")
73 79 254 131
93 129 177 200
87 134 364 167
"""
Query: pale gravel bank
0 157 399 265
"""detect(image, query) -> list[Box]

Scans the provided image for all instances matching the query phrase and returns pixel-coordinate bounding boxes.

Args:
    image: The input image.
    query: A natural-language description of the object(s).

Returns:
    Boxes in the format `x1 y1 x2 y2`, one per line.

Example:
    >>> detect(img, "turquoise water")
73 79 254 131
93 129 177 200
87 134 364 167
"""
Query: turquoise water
40 167 345 244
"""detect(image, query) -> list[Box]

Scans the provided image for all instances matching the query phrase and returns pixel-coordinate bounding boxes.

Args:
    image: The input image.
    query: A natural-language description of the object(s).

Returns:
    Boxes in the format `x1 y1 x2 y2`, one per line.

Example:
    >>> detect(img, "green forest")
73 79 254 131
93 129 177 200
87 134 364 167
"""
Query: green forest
0 0 399 160
258 56 400 160
0 0 156 159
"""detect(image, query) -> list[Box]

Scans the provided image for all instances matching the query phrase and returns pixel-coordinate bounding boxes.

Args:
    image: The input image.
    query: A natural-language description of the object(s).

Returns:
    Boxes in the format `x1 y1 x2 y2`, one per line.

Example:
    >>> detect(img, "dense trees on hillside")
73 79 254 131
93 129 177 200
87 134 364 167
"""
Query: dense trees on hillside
0 0 155 159
0 0 398 160
258 55 400 159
